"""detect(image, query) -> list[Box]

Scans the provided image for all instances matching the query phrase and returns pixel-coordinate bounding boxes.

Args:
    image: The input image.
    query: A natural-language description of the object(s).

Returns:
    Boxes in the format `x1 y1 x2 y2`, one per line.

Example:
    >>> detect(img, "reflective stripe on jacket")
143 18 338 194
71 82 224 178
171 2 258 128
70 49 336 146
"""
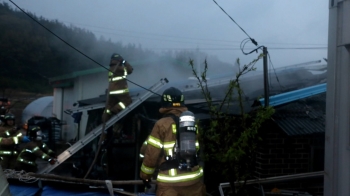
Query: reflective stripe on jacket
0 136 20 146
16 142 51 166
108 61 133 95
140 107 203 187
0 125 17 138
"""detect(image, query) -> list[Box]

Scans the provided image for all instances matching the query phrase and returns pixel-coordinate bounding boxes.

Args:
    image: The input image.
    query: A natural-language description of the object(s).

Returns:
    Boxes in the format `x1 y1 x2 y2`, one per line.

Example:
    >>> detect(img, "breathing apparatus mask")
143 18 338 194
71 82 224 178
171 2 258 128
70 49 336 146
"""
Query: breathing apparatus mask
36 130 43 141
28 126 44 141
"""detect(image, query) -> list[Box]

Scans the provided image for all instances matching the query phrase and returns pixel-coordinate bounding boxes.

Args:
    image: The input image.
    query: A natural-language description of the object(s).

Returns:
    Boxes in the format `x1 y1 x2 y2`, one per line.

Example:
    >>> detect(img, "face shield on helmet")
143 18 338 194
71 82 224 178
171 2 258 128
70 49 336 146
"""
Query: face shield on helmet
36 130 43 141
28 126 43 141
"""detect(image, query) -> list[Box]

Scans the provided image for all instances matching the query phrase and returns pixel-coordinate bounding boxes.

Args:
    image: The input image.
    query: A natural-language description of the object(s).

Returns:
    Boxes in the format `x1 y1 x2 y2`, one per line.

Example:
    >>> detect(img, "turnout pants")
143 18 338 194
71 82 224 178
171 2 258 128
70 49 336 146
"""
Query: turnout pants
156 181 206 196
102 93 132 122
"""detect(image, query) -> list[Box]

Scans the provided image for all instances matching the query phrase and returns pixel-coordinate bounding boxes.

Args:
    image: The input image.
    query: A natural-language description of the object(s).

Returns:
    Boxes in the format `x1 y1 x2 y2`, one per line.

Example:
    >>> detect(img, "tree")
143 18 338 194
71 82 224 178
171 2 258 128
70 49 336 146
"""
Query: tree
189 54 275 195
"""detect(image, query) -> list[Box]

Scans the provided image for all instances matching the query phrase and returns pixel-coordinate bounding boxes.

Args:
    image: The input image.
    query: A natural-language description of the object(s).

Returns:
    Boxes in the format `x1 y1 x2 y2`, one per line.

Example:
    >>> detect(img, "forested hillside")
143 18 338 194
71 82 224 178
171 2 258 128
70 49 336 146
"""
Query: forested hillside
0 2 234 94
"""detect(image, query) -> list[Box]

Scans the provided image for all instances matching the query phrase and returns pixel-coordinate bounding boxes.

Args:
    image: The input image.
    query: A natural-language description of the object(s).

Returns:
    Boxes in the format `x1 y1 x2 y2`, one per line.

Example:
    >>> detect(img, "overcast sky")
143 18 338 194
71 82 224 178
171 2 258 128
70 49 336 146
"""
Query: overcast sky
5 0 329 70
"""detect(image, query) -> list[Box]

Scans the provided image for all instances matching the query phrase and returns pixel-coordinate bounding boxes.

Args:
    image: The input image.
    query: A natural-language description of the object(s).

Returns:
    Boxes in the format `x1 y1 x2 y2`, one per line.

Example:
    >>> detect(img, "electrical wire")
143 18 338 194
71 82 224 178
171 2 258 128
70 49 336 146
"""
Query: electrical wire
267 53 284 92
9 0 161 97
240 39 264 55
61 20 243 44
149 47 327 51
61 20 327 48
211 0 257 46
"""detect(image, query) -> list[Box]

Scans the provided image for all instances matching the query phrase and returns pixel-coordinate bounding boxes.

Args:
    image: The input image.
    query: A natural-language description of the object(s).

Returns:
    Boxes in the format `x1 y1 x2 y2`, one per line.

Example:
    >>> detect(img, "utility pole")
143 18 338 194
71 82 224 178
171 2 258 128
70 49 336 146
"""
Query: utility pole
263 47 269 107
324 0 350 195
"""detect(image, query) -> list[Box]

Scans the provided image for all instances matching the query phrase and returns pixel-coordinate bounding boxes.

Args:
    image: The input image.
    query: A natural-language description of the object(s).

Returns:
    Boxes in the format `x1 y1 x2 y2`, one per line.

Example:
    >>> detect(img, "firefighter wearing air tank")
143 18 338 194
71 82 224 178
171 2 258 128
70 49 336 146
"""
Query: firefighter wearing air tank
15 126 56 172
102 53 133 122
140 87 206 196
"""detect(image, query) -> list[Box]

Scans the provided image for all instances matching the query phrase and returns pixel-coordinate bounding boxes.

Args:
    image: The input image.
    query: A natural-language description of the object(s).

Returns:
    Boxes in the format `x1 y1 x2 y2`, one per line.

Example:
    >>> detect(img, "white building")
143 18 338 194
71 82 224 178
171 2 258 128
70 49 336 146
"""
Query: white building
49 67 107 141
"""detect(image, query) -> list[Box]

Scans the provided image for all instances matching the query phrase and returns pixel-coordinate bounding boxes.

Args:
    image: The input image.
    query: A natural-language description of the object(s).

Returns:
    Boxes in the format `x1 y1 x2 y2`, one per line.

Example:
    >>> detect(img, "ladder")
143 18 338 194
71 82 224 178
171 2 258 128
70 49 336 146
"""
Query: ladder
38 78 168 174
64 103 105 115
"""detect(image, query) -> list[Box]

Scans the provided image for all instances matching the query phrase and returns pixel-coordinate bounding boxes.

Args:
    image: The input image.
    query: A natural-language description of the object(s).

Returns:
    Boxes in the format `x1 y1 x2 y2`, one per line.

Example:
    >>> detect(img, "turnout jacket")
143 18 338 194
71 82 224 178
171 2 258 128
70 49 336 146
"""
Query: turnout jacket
0 129 23 159
16 141 52 167
108 61 133 95
0 125 20 138
140 107 203 187
0 136 22 146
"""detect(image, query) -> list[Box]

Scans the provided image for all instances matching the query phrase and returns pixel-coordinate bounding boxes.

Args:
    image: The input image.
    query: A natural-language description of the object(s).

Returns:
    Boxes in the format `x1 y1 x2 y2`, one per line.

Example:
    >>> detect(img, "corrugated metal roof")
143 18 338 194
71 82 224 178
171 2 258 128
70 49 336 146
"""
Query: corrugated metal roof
272 92 326 136
260 83 326 107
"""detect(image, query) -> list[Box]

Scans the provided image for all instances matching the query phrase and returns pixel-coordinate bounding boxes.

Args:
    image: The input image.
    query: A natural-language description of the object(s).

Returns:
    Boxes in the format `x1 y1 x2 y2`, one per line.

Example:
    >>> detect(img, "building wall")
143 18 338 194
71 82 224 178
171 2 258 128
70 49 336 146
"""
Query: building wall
78 72 107 100
53 88 63 121
60 87 75 141
52 71 108 141
325 0 350 195
76 72 107 139
255 121 324 195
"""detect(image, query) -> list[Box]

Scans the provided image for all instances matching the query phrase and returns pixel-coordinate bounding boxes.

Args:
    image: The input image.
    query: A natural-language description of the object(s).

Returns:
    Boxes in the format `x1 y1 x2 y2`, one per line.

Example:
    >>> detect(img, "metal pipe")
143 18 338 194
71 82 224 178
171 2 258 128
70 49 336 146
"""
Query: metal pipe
219 171 324 194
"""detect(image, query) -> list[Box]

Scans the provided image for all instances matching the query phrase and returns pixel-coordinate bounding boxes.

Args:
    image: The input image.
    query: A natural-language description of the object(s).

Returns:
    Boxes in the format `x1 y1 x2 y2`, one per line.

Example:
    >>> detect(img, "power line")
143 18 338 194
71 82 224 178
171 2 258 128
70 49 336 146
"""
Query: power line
9 0 107 71
147 47 327 51
8 0 161 96
62 20 327 47
267 53 284 92
61 21 242 44
211 0 257 46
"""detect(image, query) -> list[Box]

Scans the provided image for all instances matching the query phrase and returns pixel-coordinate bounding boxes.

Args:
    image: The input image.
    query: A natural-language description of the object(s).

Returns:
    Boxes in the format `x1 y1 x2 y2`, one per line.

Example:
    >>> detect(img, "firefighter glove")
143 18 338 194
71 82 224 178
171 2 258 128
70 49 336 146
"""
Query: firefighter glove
48 158 56 165
140 171 152 182
142 179 152 189
119 59 125 66
21 136 31 143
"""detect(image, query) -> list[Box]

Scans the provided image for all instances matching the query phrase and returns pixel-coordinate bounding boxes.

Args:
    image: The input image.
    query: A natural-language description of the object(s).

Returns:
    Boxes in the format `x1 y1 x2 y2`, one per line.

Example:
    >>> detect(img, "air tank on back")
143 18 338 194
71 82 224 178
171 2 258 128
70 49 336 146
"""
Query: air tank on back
178 111 197 169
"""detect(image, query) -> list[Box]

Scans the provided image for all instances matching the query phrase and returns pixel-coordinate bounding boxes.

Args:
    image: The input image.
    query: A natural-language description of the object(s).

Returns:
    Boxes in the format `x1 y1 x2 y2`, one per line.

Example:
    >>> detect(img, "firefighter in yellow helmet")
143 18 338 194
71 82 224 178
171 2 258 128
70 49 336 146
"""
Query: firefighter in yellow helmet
102 53 133 122
15 126 55 172
140 87 206 196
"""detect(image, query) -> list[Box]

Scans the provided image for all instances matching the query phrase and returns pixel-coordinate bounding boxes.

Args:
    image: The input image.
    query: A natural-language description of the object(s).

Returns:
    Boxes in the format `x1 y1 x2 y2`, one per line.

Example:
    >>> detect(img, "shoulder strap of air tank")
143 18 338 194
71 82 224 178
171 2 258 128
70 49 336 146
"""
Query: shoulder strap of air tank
159 113 180 171
164 114 181 157
163 114 179 131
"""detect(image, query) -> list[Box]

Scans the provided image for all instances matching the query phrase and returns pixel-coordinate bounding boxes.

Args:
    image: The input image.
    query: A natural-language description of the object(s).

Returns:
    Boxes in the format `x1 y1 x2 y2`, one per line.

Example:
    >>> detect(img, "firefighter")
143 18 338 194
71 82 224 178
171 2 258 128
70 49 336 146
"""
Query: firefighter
0 113 29 169
0 135 30 146
0 98 10 124
0 134 30 169
102 53 133 122
139 138 148 160
15 126 55 172
0 113 21 138
140 87 206 196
